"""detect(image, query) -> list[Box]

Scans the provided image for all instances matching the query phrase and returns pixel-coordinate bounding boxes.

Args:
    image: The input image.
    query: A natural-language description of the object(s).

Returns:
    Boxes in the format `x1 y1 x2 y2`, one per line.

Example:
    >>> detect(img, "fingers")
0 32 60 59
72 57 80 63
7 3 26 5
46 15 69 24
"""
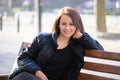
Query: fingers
35 70 48 80
73 29 83 39
40 73 48 80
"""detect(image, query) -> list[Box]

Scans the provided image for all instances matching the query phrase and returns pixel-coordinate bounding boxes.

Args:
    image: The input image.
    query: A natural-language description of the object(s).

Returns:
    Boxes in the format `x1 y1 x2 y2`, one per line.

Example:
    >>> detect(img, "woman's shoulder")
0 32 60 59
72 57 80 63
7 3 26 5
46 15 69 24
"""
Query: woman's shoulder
37 32 52 39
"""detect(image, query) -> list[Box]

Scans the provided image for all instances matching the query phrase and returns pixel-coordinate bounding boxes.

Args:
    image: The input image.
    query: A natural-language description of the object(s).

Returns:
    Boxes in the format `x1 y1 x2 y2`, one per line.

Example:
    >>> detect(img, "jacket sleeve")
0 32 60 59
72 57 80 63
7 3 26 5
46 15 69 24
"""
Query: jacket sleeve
17 34 43 74
78 33 104 50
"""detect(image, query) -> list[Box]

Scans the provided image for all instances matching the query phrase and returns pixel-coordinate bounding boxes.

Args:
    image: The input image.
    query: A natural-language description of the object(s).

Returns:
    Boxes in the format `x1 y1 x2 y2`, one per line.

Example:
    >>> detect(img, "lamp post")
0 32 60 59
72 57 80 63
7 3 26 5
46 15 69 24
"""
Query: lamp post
35 0 42 33
38 0 42 32
0 14 2 31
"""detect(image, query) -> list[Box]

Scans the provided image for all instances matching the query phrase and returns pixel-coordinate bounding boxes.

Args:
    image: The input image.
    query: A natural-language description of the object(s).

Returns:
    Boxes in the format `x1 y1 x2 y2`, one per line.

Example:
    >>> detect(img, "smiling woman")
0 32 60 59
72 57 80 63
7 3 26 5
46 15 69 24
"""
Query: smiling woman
8 6 104 80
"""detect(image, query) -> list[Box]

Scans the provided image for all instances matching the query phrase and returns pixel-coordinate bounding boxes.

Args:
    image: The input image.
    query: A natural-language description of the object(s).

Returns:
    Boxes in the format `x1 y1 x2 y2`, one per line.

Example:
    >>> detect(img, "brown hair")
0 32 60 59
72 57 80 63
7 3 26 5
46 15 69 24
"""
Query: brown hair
52 6 84 34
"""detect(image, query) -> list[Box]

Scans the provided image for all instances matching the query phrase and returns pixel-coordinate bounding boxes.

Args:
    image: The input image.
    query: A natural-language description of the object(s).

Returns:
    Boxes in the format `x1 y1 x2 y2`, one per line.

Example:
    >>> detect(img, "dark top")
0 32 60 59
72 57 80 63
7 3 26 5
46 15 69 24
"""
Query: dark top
43 44 75 80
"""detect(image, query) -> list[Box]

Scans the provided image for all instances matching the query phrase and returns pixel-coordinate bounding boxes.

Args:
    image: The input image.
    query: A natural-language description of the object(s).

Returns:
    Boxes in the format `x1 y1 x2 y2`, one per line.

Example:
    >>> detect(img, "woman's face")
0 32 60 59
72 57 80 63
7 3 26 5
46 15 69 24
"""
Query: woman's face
59 14 76 39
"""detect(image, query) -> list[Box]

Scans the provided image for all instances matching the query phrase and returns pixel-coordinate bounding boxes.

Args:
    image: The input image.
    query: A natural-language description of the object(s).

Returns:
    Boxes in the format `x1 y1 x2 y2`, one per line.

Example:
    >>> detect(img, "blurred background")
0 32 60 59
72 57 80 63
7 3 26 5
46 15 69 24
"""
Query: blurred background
0 0 120 15
0 0 120 75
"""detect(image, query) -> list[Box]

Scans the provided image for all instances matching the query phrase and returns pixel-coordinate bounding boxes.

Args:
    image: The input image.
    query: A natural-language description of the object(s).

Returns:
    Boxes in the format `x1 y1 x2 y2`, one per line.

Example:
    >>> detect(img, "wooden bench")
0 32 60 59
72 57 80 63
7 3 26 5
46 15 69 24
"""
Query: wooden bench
78 50 120 80
0 42 120 80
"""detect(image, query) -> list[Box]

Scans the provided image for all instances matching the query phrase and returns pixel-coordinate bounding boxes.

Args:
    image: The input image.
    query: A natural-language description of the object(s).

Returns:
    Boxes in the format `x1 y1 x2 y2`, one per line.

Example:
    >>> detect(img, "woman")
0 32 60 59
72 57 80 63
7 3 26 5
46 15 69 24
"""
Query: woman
9 6 104 80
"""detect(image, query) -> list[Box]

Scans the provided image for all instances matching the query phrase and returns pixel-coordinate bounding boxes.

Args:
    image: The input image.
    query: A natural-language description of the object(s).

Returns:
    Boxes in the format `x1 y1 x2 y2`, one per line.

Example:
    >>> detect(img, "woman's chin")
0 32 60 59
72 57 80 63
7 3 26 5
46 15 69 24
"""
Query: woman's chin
63 35 72 39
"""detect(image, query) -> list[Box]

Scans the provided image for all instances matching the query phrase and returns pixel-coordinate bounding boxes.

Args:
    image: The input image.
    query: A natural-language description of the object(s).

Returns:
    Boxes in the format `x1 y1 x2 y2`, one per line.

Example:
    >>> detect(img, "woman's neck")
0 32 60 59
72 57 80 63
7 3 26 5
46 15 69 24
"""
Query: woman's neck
57 35 70 49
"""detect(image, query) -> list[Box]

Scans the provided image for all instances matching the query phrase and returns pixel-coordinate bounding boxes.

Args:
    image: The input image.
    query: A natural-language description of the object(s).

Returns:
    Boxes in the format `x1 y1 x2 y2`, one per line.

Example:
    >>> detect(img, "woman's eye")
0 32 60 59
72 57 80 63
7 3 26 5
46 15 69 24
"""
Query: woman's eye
62 23 66 25
70 23 74 25
69 23 74 26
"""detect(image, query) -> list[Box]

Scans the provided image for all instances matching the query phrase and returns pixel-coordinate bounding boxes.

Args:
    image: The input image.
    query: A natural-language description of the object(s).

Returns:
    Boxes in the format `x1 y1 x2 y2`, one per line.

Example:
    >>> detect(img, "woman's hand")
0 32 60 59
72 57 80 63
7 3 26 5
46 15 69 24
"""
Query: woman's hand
72 29 83 39
35 70 48 80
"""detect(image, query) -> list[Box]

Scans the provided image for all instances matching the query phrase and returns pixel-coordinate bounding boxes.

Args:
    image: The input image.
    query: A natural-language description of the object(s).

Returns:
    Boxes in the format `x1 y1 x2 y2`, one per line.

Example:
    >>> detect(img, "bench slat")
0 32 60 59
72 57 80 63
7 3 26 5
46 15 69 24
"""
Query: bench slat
83 62 120 75
85 50 120 61
0 74 8 80
77 73 113 80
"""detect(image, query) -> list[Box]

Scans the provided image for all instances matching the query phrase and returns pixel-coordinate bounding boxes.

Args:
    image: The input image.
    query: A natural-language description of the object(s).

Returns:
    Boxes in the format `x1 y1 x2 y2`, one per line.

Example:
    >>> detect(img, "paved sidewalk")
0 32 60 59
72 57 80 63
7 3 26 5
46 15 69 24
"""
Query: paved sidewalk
0 14 120 74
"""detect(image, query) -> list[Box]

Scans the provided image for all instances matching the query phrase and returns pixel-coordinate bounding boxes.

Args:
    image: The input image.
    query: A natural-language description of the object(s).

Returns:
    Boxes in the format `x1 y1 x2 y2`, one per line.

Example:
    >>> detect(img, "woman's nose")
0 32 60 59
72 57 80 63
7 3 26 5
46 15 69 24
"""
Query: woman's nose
66 25 70 29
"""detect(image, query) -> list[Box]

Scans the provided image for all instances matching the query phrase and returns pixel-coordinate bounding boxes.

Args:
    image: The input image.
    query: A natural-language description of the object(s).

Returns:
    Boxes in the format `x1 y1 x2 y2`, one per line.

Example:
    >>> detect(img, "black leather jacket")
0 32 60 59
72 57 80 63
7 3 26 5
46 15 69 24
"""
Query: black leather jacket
9 32 104 80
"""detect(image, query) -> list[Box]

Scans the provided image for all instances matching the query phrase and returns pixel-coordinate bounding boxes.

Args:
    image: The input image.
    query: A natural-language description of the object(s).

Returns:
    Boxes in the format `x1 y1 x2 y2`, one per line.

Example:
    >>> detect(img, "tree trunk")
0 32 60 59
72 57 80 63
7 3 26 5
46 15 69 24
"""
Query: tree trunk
94 0 107 32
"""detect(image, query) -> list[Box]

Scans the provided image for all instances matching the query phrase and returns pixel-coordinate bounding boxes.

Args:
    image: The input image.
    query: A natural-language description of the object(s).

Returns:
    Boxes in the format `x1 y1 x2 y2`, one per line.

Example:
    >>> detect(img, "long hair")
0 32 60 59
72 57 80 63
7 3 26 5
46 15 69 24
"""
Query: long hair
52 6 84 34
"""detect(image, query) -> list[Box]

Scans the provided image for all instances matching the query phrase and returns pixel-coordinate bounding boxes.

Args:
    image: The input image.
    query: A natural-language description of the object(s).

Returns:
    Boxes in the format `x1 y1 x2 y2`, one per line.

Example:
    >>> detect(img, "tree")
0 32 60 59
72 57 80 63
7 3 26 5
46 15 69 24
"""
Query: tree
94 0 107 32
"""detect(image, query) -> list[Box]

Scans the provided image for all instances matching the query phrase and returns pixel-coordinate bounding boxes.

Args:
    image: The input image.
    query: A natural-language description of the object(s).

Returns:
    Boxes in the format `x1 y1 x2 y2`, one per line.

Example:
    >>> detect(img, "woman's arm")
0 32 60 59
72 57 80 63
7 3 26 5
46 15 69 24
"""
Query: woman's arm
73 29 103 50
78 33 104 50
17 34 43 74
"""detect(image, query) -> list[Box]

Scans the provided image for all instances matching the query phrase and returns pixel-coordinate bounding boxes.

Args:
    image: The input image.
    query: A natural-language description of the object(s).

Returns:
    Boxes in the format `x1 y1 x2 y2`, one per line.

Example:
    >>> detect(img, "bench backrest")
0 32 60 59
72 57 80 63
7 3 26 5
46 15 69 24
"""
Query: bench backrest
78 50 120 80
20 42 120 80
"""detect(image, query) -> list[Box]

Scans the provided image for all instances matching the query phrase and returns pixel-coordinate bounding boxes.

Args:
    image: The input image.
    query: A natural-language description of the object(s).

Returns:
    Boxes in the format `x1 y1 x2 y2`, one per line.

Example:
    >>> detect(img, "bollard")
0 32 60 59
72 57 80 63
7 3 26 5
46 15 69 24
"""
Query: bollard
0 14 2 31
17 14 20 33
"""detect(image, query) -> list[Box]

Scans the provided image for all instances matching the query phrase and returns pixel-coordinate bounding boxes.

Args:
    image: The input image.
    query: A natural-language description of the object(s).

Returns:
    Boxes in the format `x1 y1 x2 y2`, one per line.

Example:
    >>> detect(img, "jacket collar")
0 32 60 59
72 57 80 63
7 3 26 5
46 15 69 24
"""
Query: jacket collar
51 32 58 48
